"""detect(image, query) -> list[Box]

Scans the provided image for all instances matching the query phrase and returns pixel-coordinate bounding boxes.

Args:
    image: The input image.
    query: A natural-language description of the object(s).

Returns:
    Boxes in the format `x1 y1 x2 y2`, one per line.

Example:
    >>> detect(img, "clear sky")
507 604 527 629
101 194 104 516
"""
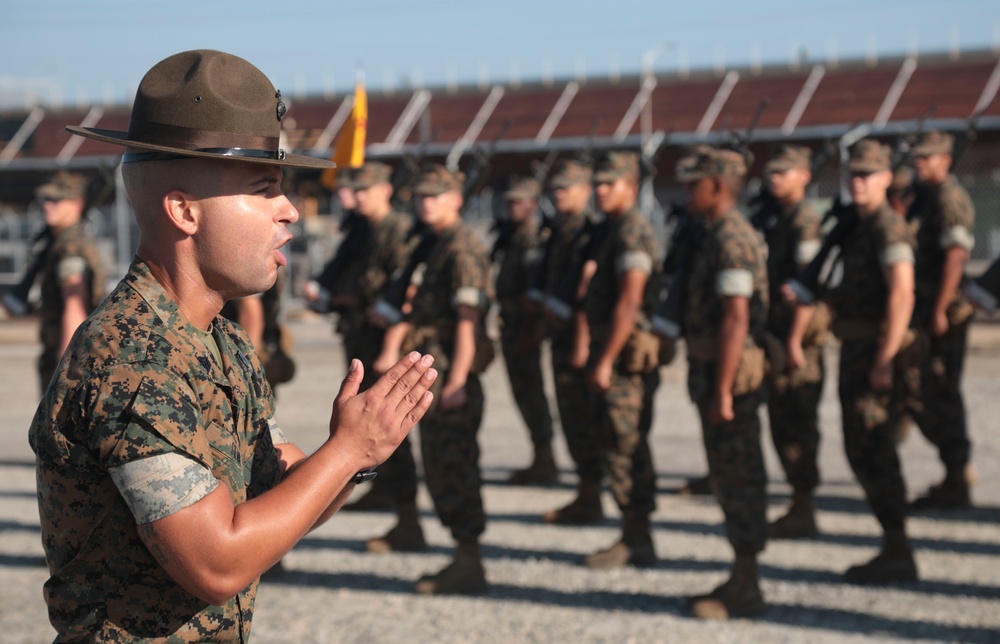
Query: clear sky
1 0 998 108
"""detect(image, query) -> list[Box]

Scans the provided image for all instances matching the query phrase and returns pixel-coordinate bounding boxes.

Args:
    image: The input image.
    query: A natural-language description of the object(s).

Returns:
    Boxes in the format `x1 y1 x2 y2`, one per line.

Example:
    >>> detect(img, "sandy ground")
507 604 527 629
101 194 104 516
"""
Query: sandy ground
1 309 998 643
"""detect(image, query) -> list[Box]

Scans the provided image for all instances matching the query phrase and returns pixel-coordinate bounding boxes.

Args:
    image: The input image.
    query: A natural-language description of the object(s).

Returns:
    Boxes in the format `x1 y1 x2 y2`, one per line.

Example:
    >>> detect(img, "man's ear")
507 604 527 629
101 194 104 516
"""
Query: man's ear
162 189 199 236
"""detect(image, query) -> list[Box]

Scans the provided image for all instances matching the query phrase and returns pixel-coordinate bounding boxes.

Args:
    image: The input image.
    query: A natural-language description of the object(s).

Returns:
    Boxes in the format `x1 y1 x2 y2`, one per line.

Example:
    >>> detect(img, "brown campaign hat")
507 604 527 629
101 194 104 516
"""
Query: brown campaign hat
593 150 640 183
912 130 955 157
412 164 464 196
675 146 747 183
352 161 393 189
548 158 592 189
848 139 891 173
65 50 333 170
765 144 811 173
36 171 87 201
504 176 541 201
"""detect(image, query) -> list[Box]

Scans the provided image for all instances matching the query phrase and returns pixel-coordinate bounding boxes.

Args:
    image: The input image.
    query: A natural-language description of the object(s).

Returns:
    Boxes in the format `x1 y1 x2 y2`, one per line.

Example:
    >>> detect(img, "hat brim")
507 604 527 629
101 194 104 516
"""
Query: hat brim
66 126 335 170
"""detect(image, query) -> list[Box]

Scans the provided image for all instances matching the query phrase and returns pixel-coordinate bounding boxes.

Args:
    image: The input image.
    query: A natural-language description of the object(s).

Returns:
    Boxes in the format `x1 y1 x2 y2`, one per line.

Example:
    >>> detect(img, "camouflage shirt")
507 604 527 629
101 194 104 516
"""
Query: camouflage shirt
406 222 493 367
495 216 544 319
584 206 657 344
39 222 106 353
683 208 768 361
356 210 413 315
910 174 975 325
826 201 916 328
763 199 822 336
29 259 282 642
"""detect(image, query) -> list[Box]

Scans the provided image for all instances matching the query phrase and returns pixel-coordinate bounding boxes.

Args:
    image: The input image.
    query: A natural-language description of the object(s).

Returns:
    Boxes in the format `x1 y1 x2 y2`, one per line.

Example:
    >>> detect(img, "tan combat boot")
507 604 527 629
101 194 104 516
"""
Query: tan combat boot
677 473 713 496
507 442 559 486
415 541 489 595
843 529 918 584
542 478 604 525
768 490 819 539
585 516 657 569
688 550 767 619
367 499 427 553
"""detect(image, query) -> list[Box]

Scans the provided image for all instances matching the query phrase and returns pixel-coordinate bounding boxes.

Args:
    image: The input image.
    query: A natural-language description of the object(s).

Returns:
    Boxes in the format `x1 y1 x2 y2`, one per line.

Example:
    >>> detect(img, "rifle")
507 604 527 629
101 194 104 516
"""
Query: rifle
965 255 1000 311
535 118 608 317
650 200 705 339
308 209 371 313
542 217 610 321
1 166 116 317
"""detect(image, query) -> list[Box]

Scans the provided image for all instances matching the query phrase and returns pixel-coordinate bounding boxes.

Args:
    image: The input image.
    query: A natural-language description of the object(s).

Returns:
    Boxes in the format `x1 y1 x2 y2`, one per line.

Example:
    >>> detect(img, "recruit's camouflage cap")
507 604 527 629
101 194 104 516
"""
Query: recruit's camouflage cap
912 130 954 157
36 170 87 201
352 161 393 189
504 176 541 201
674 146 747 183
848 139 891 173
333 169 356 190
765 144 811 173
413 163 464 196
548 158 592 189
593 151 640 183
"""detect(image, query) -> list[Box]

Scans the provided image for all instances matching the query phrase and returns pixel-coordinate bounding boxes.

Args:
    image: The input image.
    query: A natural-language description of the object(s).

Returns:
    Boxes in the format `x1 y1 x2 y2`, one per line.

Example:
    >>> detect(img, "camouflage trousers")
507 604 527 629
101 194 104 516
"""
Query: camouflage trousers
550 338 604 484
595 365 660 521
500 322 554 446
766 343 825 494
839 339 909 533
907 320 970 471
348 322 420 502
696 390 768 553
420 372 486 543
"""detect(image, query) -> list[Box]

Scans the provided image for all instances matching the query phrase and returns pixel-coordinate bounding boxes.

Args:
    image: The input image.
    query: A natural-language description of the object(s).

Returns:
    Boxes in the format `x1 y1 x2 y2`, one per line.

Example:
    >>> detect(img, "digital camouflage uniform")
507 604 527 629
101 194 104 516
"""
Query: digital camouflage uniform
30 259 284 641
37 221 106 390
683 208 769 554
355 209 420 503
908 173 975 475
585 205 660 524
543 206 604 484
762 197 826 496
404 222 493 543
496 210 554 449
826 201 917 535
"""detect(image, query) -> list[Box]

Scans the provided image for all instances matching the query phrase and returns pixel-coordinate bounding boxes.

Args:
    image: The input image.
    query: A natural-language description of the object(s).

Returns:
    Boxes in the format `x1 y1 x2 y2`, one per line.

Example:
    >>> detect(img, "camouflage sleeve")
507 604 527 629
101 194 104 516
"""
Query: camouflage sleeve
451 234 490 310
613 216 654 275
877 210 915 268
109 452 219 524
715 223 758 297
793 203 823 265
57 256 88 282
268 417 289 445
939 182 975 251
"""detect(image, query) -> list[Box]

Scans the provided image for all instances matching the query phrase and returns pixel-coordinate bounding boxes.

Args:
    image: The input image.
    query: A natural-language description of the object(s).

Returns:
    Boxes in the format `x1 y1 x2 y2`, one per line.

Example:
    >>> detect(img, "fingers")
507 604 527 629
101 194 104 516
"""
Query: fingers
370 352 435 410
399 367 439 417
335 359 364 405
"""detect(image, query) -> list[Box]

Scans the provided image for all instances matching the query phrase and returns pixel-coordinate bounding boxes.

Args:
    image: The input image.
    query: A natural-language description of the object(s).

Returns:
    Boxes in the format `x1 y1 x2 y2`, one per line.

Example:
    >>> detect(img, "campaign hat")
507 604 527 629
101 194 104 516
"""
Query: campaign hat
65 50 333 170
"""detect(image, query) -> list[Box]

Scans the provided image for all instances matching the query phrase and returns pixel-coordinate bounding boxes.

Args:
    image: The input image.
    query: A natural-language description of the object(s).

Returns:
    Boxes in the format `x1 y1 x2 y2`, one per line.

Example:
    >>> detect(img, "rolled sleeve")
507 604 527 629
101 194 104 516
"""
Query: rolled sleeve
109 452 219 524
716 269 754 297
880 242 915 268
453 286 486 309
796 239 821 265
58 256 88 282
268 418 289 445
940 226 974 252
615 250 653 275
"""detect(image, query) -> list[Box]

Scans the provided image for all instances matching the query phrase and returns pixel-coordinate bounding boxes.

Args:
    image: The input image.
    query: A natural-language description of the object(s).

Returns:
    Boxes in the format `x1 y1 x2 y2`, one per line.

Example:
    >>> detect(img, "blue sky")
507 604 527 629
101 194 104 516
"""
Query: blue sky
1 0 998 107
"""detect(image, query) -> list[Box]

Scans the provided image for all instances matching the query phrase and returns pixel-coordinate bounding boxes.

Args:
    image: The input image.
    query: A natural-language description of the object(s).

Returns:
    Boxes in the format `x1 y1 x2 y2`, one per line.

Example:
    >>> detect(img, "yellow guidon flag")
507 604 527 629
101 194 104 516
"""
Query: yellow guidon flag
321 81 367 191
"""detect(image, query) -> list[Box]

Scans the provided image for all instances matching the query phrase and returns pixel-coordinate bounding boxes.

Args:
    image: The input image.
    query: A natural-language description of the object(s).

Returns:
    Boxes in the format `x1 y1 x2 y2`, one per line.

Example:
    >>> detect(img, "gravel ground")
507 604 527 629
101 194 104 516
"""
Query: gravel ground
1 310 998 643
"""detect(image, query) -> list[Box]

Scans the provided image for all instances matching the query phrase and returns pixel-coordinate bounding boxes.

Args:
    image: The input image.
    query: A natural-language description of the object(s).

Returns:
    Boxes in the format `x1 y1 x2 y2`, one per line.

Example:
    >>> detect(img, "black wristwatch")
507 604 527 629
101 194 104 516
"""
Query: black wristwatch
352 468 378 485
